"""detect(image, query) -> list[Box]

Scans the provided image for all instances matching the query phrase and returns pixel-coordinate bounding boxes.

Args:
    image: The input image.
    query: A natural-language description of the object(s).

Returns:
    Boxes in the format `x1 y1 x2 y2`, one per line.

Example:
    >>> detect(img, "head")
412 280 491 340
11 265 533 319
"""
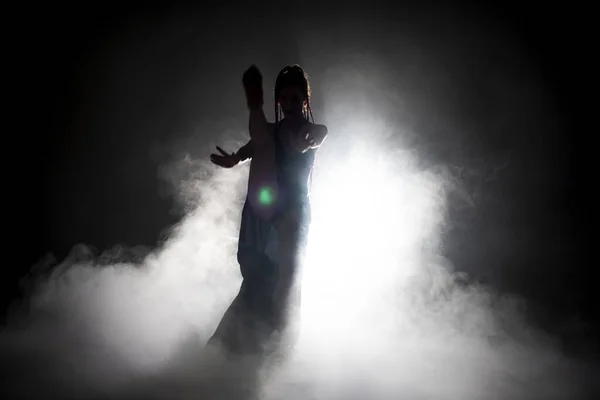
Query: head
274 65 313 122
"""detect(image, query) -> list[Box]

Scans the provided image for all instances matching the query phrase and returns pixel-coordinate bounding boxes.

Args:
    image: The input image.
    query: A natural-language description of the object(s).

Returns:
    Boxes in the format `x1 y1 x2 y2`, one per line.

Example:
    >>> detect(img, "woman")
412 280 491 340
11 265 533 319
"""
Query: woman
208 65 328 356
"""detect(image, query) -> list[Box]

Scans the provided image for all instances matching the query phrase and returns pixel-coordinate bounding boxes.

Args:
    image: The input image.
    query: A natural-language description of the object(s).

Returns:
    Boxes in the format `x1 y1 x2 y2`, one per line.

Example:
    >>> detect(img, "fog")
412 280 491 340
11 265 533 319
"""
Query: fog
2 8 596 400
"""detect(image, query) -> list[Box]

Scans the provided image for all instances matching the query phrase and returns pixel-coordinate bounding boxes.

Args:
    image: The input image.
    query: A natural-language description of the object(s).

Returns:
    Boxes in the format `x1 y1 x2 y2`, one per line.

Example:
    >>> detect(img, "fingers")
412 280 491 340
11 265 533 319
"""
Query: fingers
211 159 228 168
216 146 230 156
304 133 316 147
211 153 236 168
243 65 262 81
210 154 226 164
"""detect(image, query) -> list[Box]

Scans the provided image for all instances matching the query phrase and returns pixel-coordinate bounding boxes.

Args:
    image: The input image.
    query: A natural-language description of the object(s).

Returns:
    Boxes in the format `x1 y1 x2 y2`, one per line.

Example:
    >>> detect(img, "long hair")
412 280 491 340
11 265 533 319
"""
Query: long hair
274 65 315 126
273 65 317 192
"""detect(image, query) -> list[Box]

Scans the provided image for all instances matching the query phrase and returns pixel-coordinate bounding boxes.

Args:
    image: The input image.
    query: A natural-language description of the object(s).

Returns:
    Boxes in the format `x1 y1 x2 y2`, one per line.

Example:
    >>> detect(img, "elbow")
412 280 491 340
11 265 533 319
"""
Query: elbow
314 126 328 147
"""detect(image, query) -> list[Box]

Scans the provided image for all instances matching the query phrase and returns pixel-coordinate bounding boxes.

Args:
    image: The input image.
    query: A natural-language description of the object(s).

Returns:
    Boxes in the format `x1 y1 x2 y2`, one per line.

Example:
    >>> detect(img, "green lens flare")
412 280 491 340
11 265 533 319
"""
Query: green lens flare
258 186 275 206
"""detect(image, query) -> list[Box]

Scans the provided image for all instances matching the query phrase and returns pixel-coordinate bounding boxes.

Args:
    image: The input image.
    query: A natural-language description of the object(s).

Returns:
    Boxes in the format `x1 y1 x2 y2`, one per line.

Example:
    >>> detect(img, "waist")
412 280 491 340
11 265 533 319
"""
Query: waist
277 188 309 209
277 167 311 195
272 195 311 226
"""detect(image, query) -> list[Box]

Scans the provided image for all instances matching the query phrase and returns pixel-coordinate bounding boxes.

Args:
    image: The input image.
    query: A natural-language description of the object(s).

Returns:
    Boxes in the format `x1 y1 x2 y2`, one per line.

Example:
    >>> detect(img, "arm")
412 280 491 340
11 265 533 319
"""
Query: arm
243 65 271 144
308 124 328 149
235 140 253 164
248 108 271 144
291 123 328 153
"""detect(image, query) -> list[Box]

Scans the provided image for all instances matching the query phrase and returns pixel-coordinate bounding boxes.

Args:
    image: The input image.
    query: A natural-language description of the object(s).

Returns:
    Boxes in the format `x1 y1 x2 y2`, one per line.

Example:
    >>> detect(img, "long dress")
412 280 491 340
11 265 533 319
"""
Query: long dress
208 122 316 356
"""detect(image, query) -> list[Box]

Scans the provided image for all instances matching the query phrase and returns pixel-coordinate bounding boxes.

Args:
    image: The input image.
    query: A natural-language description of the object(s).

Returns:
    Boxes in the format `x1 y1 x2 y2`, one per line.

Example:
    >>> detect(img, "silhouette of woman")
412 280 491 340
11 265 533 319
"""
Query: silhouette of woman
209 64 328 356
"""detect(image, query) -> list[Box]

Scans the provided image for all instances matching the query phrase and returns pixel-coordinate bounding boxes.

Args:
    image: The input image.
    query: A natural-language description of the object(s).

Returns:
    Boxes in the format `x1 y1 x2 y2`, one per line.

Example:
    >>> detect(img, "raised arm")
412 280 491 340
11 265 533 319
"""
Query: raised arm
243 65 271 144
243 65 279 220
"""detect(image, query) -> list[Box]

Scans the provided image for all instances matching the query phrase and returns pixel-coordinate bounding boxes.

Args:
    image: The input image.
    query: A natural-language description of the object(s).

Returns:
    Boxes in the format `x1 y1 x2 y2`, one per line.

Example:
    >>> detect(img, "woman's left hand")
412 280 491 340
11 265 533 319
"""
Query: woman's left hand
292 123 326 153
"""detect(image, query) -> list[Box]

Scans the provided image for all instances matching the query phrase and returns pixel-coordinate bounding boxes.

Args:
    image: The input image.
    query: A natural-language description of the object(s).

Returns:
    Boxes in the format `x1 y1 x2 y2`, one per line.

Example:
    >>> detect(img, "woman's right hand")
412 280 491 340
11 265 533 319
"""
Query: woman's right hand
243 65 264 110
210 146 239 168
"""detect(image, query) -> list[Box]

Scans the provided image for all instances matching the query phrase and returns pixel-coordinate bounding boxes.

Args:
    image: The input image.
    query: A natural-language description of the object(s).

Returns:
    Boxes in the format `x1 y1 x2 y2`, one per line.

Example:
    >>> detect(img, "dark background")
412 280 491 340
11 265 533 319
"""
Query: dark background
3 3 593 356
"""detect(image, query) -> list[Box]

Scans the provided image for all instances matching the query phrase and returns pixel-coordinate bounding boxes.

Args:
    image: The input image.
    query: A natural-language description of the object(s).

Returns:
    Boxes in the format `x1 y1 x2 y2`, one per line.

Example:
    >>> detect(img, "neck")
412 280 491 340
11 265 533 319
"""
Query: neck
282 113 305 124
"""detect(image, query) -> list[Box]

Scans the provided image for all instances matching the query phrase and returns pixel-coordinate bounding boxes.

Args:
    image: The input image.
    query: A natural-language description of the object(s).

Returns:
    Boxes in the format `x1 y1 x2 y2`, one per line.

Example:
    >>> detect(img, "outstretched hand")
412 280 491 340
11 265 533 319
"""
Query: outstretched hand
210 146 239 168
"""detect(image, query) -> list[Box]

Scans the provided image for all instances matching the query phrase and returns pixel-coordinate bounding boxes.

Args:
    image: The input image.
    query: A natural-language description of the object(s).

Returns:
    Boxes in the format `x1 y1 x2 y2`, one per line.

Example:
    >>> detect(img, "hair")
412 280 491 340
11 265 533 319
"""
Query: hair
274 64 314 125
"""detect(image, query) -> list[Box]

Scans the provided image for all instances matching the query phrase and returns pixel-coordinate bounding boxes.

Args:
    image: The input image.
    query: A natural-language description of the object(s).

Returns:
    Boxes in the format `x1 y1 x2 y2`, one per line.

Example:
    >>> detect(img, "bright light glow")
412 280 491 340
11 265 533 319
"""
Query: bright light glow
298 141 447 347
258 185 275 206
3 130 587 400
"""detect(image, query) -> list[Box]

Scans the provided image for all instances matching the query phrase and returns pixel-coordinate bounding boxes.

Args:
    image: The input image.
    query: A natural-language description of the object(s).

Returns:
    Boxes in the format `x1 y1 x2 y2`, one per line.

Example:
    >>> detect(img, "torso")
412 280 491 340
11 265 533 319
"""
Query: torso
246 118 317 221
272 120 317 207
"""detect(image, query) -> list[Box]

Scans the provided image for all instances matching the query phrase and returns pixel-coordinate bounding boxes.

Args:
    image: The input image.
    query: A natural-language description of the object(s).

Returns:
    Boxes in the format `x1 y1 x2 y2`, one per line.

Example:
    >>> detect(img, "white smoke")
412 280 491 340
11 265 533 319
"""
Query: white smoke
1 123 595 399
1 17 597 396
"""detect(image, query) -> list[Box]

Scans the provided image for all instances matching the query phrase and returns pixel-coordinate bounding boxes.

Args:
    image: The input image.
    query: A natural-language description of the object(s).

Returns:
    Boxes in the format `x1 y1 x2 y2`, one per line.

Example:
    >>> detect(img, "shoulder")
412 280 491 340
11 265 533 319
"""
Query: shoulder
309 122 327 129
309 122 328 134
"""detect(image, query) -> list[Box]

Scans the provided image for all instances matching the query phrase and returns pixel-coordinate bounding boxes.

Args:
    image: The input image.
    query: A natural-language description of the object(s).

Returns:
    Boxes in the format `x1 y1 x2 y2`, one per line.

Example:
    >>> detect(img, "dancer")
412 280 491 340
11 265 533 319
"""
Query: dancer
209 64 327 356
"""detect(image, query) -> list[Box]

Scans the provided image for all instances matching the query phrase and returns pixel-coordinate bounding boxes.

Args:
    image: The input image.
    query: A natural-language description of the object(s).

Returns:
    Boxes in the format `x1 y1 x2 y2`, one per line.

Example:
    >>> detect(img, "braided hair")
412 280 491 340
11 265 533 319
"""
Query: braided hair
274 65 315 126
273 65 318 192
